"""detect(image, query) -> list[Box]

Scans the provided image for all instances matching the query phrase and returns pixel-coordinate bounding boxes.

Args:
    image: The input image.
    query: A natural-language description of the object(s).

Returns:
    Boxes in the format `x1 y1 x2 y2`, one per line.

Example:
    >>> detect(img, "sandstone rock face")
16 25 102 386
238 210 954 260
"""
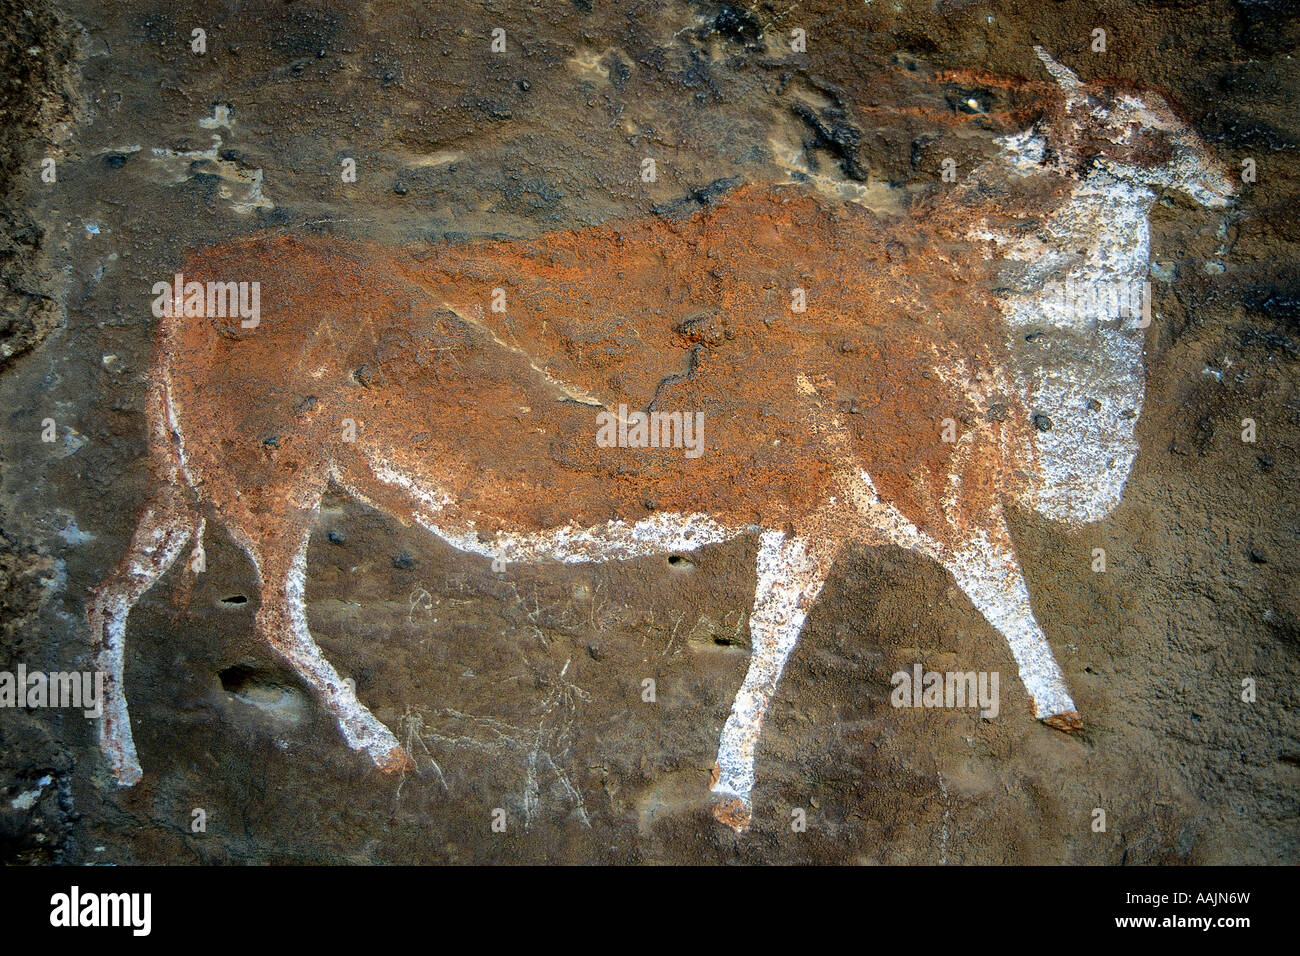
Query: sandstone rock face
1 0 1296 864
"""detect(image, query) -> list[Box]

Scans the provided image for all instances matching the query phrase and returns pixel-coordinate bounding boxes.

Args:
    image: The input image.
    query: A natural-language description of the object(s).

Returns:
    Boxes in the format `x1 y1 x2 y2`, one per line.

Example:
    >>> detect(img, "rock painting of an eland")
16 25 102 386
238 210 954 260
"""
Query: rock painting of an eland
88 49 1234 831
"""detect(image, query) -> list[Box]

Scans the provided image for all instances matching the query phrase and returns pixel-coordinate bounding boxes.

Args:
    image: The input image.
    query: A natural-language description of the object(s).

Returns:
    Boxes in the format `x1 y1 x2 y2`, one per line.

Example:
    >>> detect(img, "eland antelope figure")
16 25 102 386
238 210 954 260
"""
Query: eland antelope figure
88 49 1233 831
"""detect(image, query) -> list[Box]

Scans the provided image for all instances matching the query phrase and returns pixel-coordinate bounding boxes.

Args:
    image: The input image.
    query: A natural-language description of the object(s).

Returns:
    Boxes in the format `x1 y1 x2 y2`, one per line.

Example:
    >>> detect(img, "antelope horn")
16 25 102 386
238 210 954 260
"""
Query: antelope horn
1033 46 1082 95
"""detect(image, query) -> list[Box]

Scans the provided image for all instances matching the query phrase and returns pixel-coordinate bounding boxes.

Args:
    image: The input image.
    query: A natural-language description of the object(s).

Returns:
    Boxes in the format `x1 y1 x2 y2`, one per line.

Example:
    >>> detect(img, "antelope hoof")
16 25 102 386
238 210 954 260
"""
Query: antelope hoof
100 723 143 786
711 793 752 833
374 744 415 775
108 753 143 787
1043 709 1083 733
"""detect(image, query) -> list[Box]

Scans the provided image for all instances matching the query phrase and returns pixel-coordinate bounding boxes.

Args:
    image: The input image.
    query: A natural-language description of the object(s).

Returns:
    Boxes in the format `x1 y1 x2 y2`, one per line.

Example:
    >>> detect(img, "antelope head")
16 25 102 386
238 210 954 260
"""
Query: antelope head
1035 46 1235 208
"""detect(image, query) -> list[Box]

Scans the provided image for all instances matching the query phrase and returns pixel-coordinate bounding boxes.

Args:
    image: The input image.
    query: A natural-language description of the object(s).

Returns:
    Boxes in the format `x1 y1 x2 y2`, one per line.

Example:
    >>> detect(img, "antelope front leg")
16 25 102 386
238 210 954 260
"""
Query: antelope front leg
943 527 1080 730
711 529 838 832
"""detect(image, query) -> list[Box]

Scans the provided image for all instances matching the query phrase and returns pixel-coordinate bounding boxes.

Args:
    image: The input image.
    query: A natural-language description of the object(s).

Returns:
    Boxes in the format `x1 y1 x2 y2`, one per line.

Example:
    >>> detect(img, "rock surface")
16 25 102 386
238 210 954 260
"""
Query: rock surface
1 0 1297 863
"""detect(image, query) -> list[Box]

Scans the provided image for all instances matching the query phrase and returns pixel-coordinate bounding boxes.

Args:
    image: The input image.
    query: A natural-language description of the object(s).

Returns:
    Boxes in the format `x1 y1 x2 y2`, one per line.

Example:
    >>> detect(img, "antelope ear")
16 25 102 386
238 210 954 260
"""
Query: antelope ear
1033 46 1082 95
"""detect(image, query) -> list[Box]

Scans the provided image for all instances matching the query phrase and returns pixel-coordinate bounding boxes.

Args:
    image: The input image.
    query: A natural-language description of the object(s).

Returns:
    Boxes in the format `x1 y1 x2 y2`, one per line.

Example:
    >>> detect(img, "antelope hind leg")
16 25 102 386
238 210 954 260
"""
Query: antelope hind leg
247 515 413 774
86 482 195 785
711 529 839 832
